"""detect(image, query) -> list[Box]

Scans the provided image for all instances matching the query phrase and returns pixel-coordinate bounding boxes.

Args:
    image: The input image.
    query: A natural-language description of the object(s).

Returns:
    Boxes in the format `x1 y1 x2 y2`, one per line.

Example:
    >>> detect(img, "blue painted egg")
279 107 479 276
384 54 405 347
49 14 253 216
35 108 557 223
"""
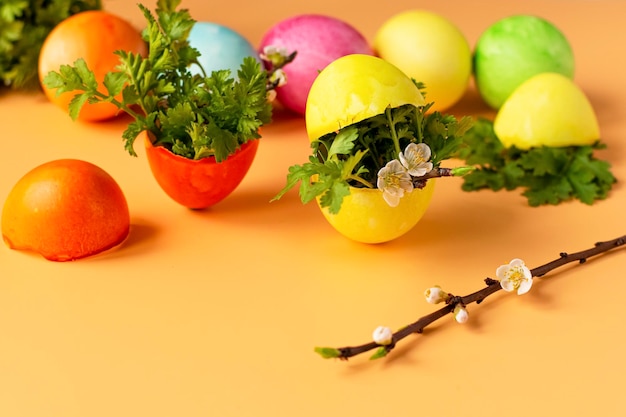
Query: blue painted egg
188 22 261 77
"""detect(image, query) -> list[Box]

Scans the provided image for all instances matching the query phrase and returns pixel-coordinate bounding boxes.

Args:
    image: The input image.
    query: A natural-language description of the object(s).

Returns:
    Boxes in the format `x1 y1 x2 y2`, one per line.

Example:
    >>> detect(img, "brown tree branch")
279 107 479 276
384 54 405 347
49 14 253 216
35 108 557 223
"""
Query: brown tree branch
318 235 626 360
412 167 454 189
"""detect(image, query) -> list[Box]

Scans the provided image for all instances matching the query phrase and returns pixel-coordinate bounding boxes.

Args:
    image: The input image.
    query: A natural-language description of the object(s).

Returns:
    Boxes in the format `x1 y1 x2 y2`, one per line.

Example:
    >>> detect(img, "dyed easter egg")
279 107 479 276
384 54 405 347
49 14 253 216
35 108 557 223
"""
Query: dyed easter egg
374 10 472 112
38 10 146 122
306 54 425 141
474 15 575 109
188 22 261 77
494 72 599 150
259 14 373 115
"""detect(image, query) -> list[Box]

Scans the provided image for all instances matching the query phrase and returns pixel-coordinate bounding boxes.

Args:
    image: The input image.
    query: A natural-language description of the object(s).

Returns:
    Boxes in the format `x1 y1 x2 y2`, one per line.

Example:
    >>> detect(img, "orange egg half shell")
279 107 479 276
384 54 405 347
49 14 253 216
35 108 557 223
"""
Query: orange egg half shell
1 159 130 261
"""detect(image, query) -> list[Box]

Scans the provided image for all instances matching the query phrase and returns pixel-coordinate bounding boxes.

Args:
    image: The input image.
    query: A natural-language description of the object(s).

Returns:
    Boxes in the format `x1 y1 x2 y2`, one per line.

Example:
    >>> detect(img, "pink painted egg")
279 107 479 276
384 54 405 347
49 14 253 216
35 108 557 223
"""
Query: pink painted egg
259 14 373 115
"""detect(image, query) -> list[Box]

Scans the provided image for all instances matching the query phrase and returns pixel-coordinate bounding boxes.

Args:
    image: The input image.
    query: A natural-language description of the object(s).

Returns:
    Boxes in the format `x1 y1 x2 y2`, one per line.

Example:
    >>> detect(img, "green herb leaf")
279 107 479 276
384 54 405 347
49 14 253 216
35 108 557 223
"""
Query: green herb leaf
67 92 90 121
273 102 470 213
123 118 149 157
0 0 101 90
327 127 359 157
458 118 616 206
319 181 351 214
103 71 126 97
41 2 273 161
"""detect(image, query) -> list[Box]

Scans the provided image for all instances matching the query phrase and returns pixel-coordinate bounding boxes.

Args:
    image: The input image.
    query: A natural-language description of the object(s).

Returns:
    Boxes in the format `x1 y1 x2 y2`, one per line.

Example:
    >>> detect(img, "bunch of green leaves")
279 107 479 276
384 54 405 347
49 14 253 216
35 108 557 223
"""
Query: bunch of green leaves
42 0 271 161
273 101 473 214
457 118 616 206
0 0 101 90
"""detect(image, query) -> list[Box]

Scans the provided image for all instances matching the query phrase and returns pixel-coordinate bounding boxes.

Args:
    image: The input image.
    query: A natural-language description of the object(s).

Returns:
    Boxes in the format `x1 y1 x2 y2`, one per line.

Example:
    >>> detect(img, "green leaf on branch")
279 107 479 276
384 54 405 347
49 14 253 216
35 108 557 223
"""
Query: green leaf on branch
314 347 342 359
369 347 389 360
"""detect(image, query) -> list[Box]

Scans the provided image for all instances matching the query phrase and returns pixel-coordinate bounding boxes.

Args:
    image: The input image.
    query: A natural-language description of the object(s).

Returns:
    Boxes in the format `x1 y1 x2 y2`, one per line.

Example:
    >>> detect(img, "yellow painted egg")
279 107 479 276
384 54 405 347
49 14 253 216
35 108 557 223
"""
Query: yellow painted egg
305 54 425 142
494 72 600 149
374 10 472 111
318 181 436 244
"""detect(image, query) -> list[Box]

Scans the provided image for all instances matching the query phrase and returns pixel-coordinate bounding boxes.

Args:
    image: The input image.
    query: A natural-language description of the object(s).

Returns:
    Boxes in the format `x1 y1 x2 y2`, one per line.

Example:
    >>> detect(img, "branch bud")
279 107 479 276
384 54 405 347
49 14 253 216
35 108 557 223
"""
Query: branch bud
424 285 449 304
451 166 476 177
372 326 393 345
453 305 469 324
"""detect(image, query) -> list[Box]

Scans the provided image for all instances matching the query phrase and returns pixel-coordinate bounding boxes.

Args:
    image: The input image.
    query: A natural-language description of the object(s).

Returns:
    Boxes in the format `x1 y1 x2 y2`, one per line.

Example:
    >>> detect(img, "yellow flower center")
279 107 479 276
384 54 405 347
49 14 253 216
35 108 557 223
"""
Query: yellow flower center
385 172 404 187
506 266 526 289
412 148 427 164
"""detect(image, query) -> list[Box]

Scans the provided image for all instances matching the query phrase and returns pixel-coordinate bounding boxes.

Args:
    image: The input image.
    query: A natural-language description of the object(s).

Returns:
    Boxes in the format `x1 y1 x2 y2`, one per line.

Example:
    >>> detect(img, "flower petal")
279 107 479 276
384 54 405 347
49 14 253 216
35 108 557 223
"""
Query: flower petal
509 258 526 268
500 279 515 292
377 159 413 207
517 278 533 295
382 191 401 207
399 152 410 169
400 143 433 177
409 161 434 177
496 264 509 280
417 142 431 159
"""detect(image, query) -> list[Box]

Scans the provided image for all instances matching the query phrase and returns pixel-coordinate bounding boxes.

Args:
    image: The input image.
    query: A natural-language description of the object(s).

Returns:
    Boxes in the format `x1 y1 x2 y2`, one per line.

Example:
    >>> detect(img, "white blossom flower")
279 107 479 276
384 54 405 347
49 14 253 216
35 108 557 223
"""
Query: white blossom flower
377 159 413 207
372 326 393 345
260 45 289 64
453 305 469 324
424 285 449 304
399 143 433 177
269 68 287 87
496 258 533 295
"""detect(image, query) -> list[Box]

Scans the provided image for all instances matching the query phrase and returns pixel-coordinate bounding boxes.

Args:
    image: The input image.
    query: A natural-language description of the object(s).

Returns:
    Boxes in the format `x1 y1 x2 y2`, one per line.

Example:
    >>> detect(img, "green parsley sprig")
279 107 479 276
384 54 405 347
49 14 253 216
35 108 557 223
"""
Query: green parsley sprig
273 98 474 214
43 0 289 162
0 0 101 90
457 118 616 206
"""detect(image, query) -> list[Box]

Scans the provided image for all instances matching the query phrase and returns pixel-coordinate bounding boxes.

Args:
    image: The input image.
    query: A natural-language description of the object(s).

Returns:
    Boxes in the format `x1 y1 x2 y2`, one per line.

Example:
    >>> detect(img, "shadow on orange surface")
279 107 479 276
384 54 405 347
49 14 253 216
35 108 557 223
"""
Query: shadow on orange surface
87 219 161 262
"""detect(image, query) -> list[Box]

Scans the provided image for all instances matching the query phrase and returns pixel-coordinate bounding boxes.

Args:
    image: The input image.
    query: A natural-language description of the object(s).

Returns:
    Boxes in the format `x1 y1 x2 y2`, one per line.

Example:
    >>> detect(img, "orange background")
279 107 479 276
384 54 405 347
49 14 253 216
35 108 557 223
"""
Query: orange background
1 0 625 416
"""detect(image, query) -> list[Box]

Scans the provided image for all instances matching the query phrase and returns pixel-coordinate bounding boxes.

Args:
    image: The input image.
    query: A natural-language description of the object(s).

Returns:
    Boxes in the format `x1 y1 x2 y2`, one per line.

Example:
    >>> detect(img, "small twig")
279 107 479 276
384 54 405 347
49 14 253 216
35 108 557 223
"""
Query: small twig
412 167 454 188
319 235 626 360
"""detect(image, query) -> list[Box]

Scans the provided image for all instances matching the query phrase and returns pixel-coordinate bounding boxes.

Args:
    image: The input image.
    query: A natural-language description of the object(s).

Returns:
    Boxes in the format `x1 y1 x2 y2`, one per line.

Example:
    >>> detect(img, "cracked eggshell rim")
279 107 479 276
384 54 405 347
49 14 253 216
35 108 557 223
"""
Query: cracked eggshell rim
304 54 426 142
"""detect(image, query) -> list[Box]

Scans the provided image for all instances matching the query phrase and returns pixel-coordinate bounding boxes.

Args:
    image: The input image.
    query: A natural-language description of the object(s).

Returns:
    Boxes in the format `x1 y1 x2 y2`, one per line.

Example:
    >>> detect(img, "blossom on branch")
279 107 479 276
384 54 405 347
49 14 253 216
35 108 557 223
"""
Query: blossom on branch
377 159 413 207
399 142 433 177
497 258 533 295
260 45 290 64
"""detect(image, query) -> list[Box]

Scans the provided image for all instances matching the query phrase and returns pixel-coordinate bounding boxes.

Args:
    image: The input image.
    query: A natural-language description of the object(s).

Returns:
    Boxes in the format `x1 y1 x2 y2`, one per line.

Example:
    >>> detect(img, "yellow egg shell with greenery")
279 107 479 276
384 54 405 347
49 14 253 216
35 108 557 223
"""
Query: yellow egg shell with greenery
305 54 425 142
318 181 436 244
494 72 600 150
